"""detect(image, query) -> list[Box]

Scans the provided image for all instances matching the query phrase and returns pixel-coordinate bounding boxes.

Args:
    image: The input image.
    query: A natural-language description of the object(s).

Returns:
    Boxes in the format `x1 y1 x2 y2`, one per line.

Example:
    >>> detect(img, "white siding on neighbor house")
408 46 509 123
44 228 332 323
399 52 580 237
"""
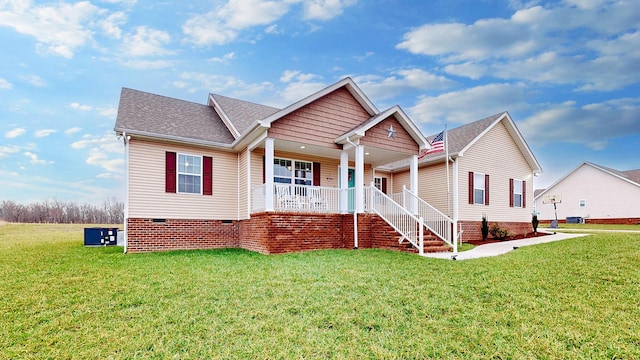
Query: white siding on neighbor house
534 164 640 221
457 121 535 223
128 139 239 219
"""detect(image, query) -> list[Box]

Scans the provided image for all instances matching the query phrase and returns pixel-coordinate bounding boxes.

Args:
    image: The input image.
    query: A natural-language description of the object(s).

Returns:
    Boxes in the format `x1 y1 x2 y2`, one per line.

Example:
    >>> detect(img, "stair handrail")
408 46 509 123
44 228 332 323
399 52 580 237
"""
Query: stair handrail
370 183 424 255
402 187 457 254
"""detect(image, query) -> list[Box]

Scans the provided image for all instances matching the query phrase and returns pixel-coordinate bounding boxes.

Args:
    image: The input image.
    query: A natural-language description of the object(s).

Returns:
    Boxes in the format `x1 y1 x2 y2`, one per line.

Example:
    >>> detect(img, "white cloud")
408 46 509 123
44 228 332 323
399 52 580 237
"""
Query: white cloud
23 151 53 165
173 72 274 99
65 127 83 135
0 1 104 58
210 52 236 63
0 145 21 158
98 11 126 39
119 59 176 69
69 102 92 111
5 127 26 139
0 77 12 89
302 0 357 20
408 83 529 125
276 70 326 103
98 106 118 118
519 97 640 150
34 129 57 138
183 0 355 46
352 68 456 101
396 1 640 91
20 74 46 87
71 133 124 173
121 26 173 57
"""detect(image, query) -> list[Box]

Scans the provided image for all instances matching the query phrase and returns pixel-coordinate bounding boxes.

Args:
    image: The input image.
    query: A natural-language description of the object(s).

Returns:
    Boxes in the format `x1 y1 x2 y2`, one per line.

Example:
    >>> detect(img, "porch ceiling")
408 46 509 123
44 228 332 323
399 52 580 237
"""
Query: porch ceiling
263 138 414 167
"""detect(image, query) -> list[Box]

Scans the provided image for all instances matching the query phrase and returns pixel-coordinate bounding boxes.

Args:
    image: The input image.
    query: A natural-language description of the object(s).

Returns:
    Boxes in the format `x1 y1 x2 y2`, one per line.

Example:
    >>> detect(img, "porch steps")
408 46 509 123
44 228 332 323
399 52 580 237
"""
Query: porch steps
400 232 452 253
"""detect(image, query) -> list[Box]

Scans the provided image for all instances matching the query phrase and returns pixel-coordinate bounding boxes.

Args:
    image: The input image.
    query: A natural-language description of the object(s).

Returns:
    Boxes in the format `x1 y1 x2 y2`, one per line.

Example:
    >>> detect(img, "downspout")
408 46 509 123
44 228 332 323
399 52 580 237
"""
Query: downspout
345 136 358 249
122 132 130 254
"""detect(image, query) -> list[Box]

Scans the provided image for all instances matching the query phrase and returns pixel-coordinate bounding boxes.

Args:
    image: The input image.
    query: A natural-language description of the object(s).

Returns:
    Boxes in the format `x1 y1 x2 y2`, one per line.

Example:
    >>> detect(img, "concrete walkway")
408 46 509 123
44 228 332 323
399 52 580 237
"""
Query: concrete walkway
423 231 591 260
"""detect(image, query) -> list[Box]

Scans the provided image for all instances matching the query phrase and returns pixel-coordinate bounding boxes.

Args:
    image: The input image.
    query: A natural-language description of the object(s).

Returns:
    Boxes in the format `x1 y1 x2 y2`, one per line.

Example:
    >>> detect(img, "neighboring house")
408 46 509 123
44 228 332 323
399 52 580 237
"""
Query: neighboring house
114 77 542 255
534 162 640 224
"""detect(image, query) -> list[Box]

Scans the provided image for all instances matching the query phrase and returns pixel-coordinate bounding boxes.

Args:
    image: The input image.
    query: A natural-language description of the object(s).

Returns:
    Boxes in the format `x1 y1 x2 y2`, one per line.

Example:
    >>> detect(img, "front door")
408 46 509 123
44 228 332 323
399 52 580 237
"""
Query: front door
348 168 355 212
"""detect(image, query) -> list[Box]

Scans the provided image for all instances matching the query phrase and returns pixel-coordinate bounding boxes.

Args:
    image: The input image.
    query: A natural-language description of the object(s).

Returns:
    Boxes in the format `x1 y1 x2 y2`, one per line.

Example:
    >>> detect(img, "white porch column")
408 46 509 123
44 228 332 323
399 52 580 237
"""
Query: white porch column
264 138 274 211
355 145 364 213
340 150 349 214
409 154 419 213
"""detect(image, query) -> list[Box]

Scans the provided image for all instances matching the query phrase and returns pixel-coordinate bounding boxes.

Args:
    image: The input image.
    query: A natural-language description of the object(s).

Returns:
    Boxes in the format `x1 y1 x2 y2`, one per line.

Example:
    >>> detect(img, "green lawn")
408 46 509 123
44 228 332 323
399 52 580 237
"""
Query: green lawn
543 223 640 232
2 223 640 359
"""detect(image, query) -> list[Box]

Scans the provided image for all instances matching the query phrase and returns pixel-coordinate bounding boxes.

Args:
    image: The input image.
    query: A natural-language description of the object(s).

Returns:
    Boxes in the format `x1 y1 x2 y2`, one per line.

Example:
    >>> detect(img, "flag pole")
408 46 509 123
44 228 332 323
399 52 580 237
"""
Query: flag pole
445 124 450 218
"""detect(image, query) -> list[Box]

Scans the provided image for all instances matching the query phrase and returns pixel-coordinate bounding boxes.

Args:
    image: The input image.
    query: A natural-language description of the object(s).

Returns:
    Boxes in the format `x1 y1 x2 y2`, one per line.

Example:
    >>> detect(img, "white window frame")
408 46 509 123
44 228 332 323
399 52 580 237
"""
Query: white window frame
177 153 202 194
474 172 485 205
579 199 586 208
273 157 313 186
374 176 383 191
513 179 523 208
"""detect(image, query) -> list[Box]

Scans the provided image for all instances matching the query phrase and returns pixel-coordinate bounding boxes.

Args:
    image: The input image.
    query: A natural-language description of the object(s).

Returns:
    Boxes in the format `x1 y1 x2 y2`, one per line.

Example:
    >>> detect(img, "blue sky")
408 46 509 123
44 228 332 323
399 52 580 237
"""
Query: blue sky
1 0 638 204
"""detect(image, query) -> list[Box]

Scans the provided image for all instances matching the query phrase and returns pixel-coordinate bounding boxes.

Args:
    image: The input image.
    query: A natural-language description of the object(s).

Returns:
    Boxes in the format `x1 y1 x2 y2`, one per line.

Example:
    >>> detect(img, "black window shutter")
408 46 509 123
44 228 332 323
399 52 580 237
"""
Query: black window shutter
522 180 526 208
381 178 388 194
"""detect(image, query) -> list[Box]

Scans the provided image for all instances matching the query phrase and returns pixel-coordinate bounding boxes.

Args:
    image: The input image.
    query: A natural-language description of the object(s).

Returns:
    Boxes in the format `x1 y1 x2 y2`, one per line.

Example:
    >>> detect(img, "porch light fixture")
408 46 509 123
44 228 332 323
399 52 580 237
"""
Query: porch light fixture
365 152 370 155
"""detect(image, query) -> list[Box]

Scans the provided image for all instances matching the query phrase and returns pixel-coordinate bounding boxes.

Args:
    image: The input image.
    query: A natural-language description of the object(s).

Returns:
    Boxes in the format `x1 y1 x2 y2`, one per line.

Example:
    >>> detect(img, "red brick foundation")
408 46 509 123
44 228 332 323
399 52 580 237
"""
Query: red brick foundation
126 213 434 254
458 220 534 242
126 218 239 253
540 218 640 225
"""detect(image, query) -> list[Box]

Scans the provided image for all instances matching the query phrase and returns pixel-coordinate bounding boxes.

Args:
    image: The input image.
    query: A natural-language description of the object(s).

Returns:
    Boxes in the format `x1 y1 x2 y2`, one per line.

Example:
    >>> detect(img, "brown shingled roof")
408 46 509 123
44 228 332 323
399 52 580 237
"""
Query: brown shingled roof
114 88 235 145
210 93 280 135
420 112 505 160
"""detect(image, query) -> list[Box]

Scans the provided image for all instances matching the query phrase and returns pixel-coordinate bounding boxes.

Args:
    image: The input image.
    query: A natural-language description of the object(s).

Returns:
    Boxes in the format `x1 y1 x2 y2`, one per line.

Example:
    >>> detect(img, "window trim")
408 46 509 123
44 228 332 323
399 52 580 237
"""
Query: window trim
177 153 203 195
579 199 586 208
513 179 523 208
474 172 486 205
273 157 314 186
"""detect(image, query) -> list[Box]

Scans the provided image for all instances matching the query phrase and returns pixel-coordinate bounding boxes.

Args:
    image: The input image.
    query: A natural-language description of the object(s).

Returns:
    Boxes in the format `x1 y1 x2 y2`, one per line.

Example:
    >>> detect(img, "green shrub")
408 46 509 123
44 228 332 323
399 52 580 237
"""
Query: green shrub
489 222 510 240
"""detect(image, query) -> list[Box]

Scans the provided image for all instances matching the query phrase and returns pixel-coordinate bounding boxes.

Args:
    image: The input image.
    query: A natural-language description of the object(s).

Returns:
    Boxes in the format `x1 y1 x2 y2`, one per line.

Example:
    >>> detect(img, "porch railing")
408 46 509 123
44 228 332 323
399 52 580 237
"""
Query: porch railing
370 183 424 255
401 187 456 253
252 184 349 213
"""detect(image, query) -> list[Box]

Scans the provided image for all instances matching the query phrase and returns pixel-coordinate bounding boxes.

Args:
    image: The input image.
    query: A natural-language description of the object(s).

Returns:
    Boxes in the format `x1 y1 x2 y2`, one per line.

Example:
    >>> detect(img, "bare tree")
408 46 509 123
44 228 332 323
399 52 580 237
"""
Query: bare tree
0 199 124 224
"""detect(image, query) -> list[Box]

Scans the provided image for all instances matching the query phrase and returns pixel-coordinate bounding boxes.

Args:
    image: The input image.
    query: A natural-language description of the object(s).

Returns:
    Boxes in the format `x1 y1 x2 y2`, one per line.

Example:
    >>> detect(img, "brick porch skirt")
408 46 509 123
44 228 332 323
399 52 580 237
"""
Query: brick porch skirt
126 213 421 254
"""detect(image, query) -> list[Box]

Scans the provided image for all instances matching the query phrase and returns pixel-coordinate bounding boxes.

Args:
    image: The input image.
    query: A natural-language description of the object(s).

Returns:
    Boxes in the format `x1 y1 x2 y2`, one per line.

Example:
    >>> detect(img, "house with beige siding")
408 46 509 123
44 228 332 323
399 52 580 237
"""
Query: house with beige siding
115 77 542 255
534 162 640 224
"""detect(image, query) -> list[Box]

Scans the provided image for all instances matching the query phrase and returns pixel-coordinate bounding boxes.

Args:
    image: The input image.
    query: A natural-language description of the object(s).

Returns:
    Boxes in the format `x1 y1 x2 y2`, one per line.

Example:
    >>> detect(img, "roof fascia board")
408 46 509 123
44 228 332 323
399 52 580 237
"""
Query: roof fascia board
208 94 241 139
114 128 234 151
587 162 640 188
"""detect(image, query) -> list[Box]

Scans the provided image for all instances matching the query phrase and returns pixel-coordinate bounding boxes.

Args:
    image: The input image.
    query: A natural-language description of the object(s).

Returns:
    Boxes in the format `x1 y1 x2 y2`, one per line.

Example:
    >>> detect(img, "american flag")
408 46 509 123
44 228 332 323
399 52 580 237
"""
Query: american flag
423 131 445 155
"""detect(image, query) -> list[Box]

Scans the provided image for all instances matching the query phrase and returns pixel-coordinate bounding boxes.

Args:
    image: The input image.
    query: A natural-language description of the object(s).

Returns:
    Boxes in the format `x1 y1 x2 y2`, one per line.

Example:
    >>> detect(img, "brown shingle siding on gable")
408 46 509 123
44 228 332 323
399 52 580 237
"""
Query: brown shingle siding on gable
360 116 419 154
268 87 371 148
115 88 235 144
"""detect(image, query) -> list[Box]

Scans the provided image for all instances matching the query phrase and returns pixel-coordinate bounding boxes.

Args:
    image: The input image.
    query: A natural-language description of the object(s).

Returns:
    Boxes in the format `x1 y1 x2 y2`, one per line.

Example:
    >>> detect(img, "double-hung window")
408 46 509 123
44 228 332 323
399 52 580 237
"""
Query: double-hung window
513 179 523 207
474 172 486 205
273 158 313 185
178 154 202 194
509 178 526 208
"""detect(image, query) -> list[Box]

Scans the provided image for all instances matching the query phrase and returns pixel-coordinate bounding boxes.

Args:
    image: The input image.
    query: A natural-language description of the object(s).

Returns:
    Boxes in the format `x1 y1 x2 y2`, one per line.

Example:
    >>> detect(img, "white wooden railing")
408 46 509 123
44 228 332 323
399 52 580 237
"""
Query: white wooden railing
401 187 457 254
252 184 349 213
370 183 424 255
